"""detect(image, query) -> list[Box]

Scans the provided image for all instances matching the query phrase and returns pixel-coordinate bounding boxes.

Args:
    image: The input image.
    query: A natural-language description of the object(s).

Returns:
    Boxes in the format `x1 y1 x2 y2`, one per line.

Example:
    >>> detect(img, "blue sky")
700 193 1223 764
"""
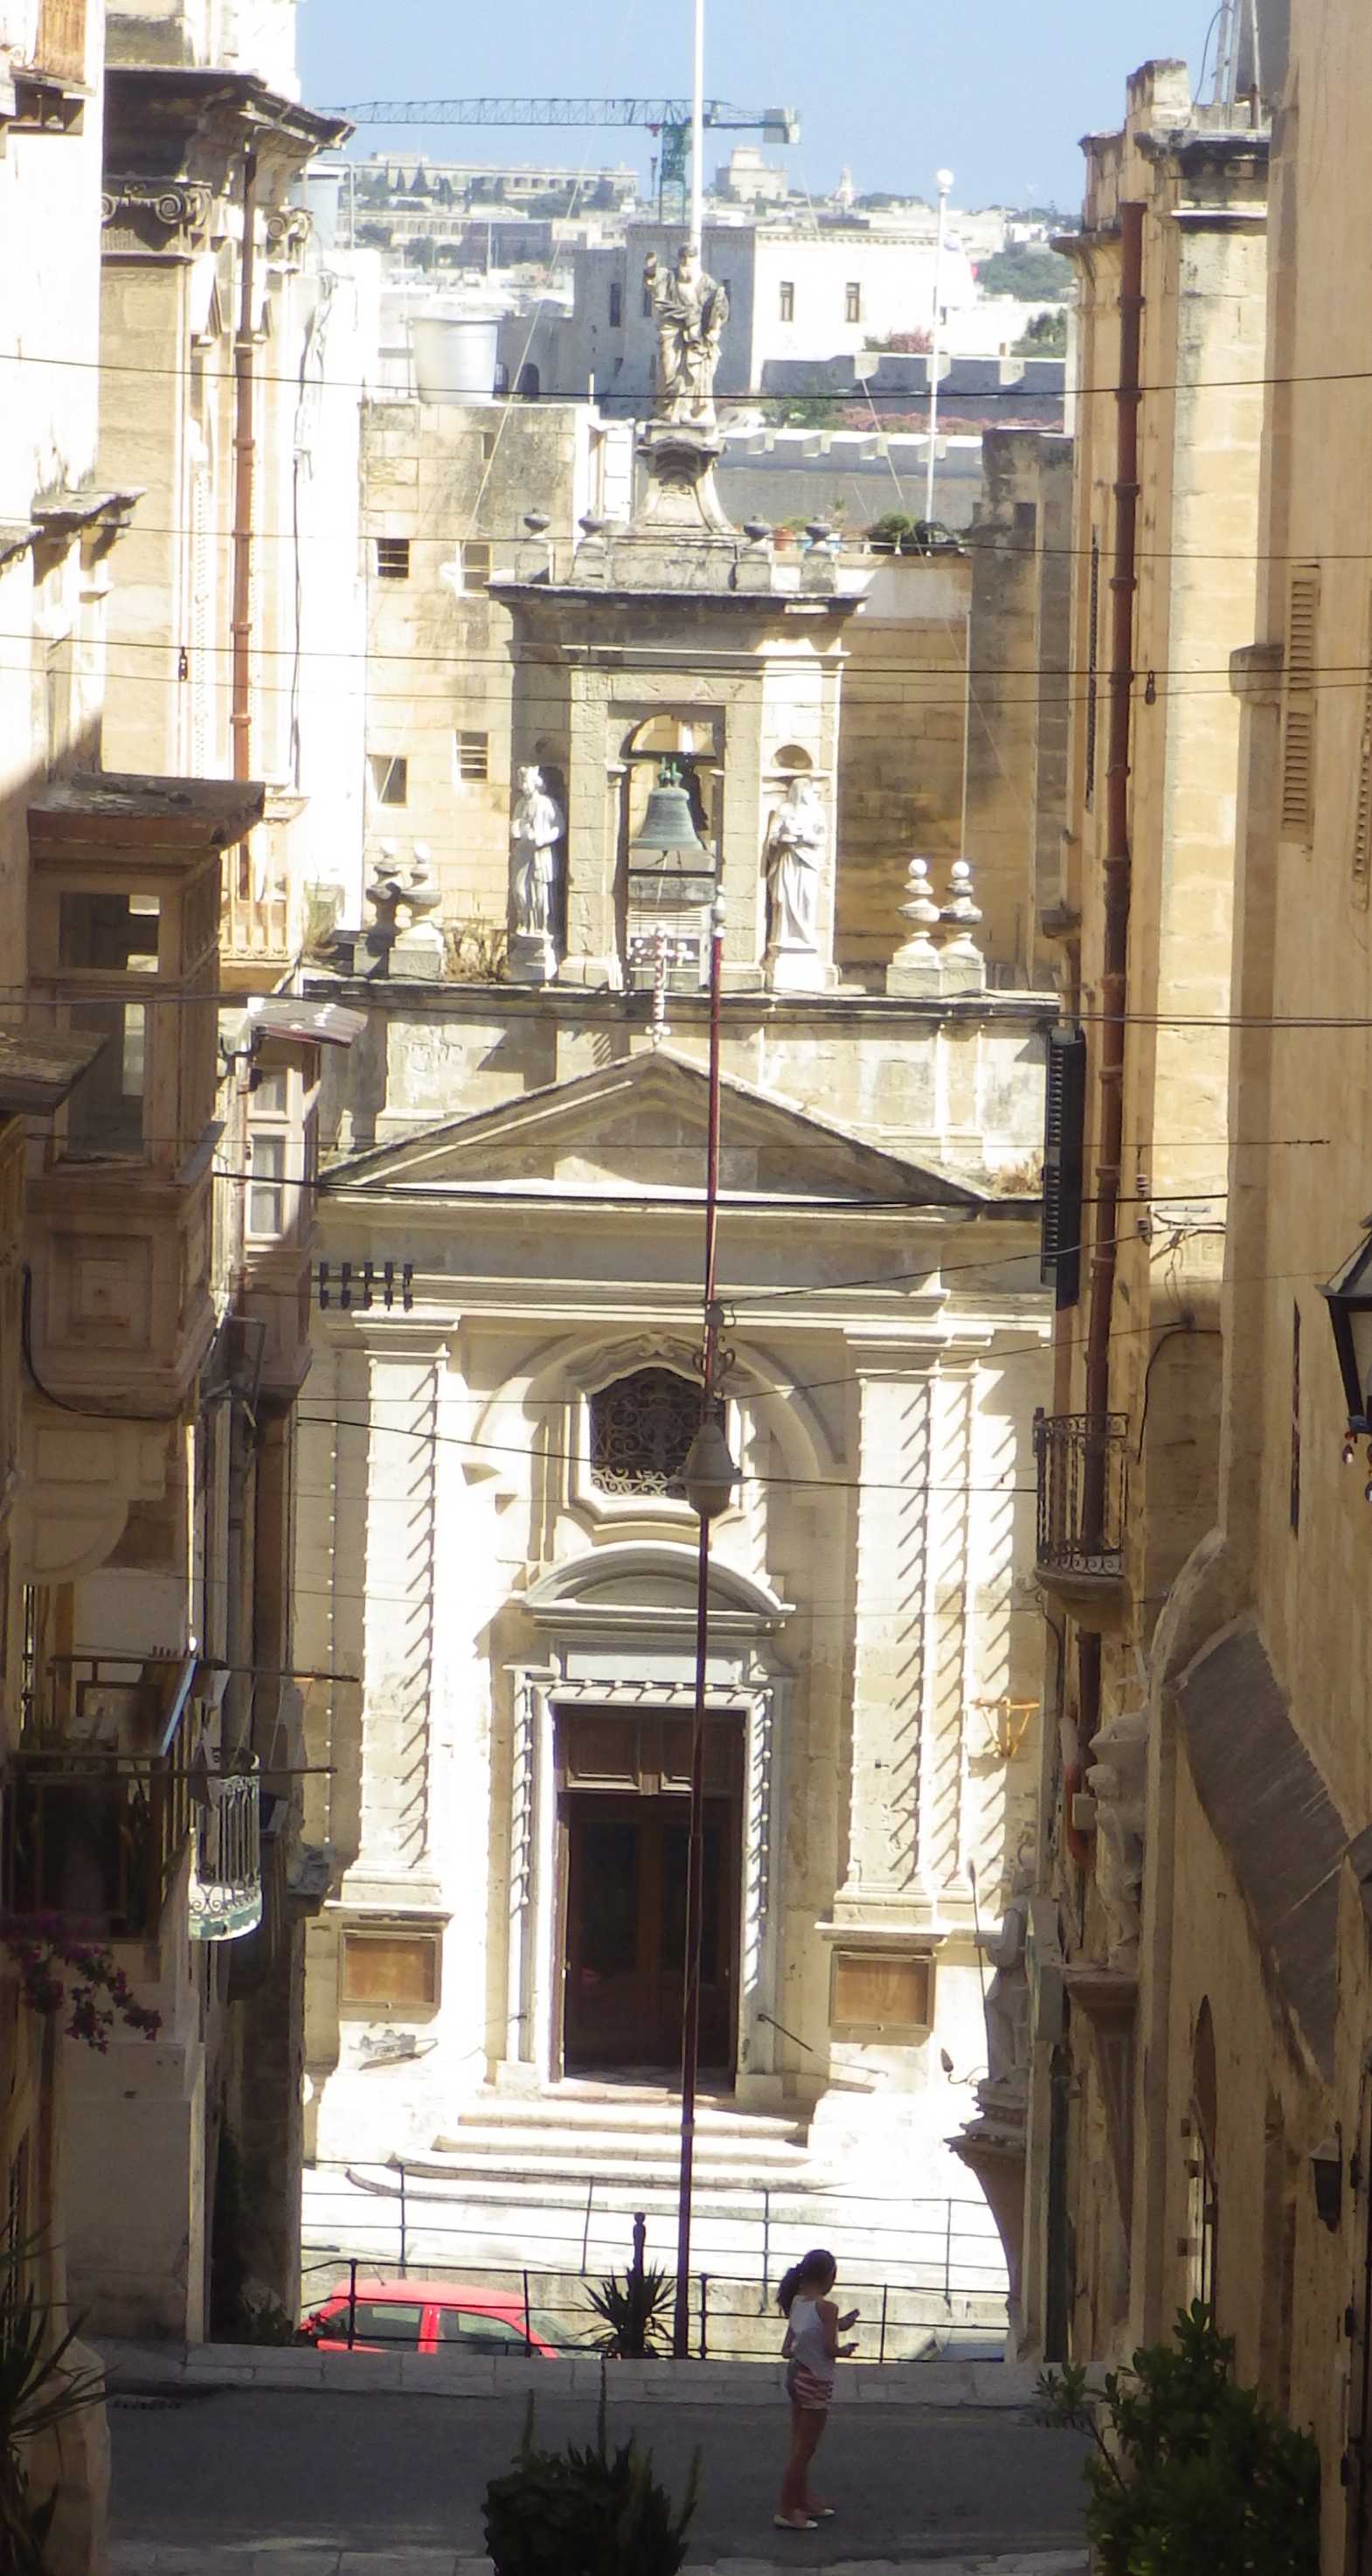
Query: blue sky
300 0 1206 212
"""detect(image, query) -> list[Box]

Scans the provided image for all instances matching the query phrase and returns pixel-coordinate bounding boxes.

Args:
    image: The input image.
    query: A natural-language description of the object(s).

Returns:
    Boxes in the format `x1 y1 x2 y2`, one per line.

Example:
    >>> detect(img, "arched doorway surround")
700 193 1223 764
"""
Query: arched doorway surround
505 1543 793 2105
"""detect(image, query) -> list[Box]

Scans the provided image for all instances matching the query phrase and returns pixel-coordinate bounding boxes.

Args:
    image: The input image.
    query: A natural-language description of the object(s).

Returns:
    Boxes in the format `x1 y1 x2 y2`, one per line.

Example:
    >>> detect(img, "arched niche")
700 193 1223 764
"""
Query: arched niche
620 711 720 850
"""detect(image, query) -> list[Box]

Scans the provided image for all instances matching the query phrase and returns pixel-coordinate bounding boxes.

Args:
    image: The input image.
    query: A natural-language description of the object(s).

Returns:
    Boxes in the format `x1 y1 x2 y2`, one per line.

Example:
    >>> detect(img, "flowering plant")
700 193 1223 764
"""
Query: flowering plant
0 1914 161 2052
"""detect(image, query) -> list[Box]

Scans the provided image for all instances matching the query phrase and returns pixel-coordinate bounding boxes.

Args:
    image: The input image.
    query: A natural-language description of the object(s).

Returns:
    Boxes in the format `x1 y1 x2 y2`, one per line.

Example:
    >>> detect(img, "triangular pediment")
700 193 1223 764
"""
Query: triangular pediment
328 1049 983 1209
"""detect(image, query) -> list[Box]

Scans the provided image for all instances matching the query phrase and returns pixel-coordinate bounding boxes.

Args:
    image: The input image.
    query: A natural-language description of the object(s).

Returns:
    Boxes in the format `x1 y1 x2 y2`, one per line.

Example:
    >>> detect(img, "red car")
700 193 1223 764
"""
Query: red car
303 2278 571 2358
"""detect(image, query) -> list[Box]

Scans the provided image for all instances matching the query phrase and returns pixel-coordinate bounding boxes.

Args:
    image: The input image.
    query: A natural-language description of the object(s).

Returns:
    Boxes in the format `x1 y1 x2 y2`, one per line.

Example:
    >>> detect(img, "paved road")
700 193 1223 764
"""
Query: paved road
109 2384 1090 2568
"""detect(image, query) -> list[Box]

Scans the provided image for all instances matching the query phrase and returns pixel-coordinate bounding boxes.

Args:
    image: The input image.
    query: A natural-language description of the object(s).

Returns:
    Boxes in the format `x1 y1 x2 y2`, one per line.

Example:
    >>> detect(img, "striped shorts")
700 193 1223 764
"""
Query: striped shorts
786 2358 835 2413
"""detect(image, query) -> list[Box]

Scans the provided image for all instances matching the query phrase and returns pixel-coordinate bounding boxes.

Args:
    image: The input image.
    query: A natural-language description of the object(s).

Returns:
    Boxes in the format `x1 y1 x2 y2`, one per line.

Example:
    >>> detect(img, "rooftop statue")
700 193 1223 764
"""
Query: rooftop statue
644 246 730 427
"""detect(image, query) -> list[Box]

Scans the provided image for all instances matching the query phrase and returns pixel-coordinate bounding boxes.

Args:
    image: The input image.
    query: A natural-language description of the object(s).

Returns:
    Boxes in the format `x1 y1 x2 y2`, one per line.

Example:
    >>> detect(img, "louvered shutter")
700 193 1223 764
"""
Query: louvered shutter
1280 565 1320 842
1354 648 1372 901
1041 1025 1087 1310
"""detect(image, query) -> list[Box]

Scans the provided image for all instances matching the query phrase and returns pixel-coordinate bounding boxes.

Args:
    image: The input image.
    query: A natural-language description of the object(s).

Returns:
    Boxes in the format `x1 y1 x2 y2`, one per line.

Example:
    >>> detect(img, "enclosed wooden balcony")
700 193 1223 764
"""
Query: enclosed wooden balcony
24 772 263 1416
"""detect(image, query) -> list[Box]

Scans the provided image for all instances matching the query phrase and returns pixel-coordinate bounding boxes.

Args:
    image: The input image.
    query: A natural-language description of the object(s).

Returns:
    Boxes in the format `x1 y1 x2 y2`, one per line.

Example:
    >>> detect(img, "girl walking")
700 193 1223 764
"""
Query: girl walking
774 2247 860 2532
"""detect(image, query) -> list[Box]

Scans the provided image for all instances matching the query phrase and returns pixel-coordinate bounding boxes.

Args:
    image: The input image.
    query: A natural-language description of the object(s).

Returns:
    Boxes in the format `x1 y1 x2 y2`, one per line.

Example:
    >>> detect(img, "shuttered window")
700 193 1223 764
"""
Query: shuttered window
1280 564 1320 843
1084 534 1100 810
1041 1024 1087 1310
1354 629 1372 902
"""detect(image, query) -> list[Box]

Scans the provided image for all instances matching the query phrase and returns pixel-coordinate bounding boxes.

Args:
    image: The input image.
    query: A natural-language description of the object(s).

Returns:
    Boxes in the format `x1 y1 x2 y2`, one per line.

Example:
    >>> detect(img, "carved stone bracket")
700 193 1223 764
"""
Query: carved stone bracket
101 181 214 255
265 205 312 267
1065 1962 1139 2219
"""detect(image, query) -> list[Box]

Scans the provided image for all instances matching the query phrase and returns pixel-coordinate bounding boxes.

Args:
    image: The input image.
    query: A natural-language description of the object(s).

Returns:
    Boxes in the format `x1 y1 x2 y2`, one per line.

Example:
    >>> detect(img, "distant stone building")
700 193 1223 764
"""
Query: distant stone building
500 217 980 412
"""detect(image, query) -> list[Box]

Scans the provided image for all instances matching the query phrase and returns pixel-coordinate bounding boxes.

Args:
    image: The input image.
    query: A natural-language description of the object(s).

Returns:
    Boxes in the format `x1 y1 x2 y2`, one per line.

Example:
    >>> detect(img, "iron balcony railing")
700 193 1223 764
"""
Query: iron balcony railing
3 1652 199 1937
1033 1409 1129 1582
189 1761 262 1942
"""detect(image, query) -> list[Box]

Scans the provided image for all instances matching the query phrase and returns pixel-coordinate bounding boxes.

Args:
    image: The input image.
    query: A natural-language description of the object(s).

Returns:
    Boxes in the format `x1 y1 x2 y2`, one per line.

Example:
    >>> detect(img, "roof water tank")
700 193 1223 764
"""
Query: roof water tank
409 311 500 405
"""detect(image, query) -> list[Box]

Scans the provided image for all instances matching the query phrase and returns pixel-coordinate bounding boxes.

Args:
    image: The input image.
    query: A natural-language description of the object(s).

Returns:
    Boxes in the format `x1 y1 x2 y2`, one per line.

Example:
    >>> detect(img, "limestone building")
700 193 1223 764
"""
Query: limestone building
295 293 1064 2273
0 0 366 2459
355 391 1068 994
1016 2 1372 2555
498 216 979 413
1006 57 1273 2363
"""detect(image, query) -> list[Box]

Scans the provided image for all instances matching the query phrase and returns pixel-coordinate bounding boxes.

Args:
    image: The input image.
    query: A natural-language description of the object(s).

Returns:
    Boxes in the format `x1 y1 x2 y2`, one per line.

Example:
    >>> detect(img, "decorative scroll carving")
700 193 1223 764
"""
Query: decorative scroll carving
100 182 214 255
265 206 312 264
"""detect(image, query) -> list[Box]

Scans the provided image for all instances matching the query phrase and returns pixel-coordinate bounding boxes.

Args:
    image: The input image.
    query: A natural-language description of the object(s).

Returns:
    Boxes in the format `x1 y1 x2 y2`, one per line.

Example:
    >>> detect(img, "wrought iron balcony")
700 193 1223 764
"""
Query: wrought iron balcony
3 1652 261 1945
3 1652 199 1938
1033 1409 1129 1619
189 1762 262 1942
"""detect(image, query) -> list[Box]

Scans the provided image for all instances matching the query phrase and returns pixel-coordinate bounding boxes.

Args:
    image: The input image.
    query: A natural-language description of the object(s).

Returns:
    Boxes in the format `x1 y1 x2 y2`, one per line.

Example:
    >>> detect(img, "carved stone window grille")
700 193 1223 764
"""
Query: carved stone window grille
589 1368 720 1499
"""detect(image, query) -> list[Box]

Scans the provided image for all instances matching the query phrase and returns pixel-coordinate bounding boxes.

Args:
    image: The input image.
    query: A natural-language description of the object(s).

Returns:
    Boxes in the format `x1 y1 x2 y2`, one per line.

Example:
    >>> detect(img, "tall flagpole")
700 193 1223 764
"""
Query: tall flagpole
689 0 705 255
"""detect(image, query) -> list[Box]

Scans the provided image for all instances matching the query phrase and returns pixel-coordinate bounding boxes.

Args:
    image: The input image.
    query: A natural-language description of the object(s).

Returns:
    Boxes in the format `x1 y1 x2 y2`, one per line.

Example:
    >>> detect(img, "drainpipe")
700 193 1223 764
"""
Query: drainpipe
231 148 258 892
1076 198 1143 1769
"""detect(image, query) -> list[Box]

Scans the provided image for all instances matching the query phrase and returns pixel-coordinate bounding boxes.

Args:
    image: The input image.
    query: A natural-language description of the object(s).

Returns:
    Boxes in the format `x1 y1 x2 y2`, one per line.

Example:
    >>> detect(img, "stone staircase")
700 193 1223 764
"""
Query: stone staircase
413 2081 816 2207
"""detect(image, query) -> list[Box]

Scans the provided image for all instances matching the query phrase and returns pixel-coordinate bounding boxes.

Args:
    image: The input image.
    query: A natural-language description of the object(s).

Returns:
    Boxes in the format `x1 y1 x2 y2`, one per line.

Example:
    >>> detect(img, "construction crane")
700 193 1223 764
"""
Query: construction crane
335 98 800 225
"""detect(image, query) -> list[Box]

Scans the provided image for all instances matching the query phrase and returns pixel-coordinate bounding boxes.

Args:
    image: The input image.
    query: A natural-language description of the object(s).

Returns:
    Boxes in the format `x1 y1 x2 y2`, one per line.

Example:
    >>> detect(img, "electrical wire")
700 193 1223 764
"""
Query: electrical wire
12 341 1372 405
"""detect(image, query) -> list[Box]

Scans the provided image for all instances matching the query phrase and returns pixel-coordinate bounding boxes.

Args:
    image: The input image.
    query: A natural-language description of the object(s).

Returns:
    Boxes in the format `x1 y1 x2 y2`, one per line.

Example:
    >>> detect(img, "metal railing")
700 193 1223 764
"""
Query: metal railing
3 1651 198 1937
190 1761 262 1942
1034 1408 1128 1580
300 2162 1008 2365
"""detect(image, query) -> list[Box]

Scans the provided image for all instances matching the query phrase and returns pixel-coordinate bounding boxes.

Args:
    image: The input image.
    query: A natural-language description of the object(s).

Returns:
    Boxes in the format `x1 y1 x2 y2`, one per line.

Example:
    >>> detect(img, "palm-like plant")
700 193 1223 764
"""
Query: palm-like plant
0 2242 106 2573
584 2263 676 2359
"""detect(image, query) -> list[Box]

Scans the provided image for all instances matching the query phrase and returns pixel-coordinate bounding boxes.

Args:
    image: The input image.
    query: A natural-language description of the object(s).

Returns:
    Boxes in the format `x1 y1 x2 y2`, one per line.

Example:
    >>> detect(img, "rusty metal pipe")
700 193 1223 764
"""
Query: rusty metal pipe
230 149 258 897
1084 198 1143 1517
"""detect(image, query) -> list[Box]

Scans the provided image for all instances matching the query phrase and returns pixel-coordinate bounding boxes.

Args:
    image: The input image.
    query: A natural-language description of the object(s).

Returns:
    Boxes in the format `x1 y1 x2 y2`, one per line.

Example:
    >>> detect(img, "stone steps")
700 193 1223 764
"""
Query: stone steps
418 2087 815 2197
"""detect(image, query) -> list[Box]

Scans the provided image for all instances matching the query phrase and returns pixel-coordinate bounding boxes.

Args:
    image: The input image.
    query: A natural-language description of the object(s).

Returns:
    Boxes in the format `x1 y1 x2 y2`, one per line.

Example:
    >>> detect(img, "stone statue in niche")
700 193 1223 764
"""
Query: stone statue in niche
644 247 730 426
509 765 565 939
764 776 828 965
507 765 565 986
1085 1707 1148 1970
981 1865 1033 2096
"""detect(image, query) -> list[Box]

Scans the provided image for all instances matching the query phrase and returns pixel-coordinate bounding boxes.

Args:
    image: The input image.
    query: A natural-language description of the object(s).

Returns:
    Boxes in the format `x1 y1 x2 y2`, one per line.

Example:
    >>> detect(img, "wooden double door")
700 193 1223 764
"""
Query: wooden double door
557 1706 744 2080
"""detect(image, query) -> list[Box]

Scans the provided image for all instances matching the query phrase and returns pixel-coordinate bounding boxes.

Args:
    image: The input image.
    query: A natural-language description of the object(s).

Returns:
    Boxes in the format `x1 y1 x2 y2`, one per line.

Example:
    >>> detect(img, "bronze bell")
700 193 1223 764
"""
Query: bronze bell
629 765 710 863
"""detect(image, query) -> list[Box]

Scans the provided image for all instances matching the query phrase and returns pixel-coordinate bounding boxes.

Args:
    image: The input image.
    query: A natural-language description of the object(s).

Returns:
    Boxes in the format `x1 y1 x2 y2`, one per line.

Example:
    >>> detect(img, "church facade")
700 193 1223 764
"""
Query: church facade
295 315 1057 2226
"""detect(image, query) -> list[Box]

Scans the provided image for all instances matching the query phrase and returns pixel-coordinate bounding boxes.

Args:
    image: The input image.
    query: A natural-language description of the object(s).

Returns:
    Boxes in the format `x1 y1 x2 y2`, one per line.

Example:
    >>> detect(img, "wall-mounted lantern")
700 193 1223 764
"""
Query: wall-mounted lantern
1311 2128 1343 2232
1320 1224 1372 1485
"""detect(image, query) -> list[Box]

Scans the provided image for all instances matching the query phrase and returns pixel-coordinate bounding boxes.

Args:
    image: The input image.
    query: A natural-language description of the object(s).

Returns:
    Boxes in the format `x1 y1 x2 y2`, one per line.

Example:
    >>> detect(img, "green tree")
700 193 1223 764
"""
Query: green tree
979 243 1073 301
1015 309 1068 355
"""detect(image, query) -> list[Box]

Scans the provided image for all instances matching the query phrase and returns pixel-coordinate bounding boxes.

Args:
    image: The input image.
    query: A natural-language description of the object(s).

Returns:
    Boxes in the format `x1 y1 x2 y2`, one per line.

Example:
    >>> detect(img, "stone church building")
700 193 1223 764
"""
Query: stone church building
294 366 1056 2222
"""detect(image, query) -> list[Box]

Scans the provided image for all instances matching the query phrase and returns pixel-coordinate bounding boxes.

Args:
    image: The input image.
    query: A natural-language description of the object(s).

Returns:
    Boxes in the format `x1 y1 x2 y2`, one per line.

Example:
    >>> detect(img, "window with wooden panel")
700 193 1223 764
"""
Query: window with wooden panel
1041 1023 1087 1309
455 729 489 781
1084 534 1099 809
1354 626 1372 902
341 1930 440 2011
830 1949 932 2034
1280 564 1320 843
